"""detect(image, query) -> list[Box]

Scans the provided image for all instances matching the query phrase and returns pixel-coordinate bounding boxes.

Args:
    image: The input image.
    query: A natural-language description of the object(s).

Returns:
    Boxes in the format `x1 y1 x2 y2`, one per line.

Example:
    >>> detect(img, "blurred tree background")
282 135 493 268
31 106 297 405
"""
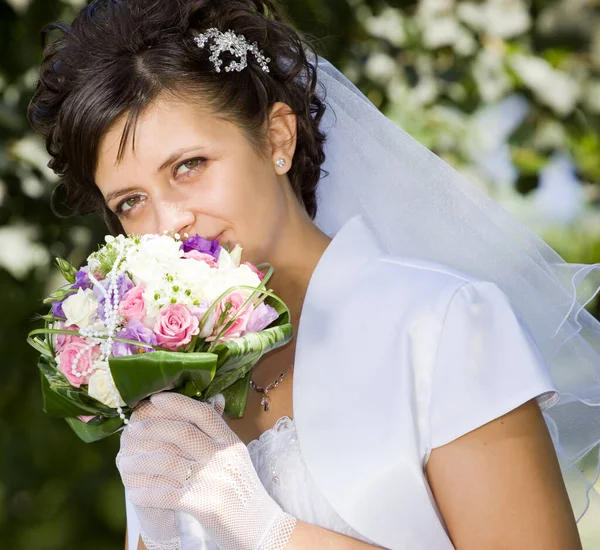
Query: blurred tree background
0 0 598 548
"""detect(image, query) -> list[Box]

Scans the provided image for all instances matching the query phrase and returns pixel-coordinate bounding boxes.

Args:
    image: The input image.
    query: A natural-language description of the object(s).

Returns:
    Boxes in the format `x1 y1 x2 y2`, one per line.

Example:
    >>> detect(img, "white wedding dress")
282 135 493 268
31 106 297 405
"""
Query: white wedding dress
246 417 376 546
127 215 565 550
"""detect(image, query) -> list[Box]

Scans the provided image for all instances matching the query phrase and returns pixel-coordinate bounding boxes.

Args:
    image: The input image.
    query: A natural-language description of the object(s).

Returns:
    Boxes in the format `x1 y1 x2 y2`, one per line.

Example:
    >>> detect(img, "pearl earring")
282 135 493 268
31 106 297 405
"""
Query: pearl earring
276 158 286 168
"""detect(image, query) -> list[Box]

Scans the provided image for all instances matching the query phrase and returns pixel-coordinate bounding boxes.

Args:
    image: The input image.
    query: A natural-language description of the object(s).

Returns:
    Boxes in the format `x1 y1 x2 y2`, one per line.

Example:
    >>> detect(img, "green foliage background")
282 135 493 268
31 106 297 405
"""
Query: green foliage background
0 0 598 548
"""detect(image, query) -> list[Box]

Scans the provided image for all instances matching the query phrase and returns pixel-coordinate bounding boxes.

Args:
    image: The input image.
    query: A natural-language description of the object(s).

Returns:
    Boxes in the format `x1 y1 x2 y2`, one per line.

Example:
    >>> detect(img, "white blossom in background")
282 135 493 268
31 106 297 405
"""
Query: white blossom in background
583 80 600 113
533 120 567 151
19 170 46 199
457 0 531 38
364 7 406 47
364 52 398 85
533 154 585 225
410 56 440 105
509 54 581 116
0 225 50 279
472 48 513 102
11 135 57 182
456 2 486 31
4 0 32 14
418 0 454 18
421 16 460 49
417 0 460 49
484 0 531 38
453 25 478 56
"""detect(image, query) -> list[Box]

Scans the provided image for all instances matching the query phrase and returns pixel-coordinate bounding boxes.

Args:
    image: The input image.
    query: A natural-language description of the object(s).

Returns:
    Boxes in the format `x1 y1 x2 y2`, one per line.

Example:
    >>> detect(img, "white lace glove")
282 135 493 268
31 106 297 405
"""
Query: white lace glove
116 393 297 550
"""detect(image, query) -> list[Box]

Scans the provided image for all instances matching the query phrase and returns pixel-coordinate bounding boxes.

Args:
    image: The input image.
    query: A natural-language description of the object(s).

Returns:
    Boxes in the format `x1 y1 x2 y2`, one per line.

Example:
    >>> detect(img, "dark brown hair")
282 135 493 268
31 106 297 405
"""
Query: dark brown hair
28 0 327 234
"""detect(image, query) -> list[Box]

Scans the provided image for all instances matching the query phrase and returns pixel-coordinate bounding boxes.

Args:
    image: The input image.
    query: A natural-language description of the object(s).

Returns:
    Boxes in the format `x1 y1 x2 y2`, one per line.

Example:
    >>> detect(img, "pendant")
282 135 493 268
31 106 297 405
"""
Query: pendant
260 395 271 412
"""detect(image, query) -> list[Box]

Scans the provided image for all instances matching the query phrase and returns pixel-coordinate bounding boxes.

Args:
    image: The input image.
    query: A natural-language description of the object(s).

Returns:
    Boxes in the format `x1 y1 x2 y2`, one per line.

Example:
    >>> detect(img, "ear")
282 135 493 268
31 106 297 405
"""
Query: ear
267 102 297 174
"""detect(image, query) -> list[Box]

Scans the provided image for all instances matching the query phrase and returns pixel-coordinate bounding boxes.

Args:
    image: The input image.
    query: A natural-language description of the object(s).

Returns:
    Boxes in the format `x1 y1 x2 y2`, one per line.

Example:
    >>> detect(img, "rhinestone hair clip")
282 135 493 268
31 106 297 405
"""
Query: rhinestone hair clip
193 28 271 73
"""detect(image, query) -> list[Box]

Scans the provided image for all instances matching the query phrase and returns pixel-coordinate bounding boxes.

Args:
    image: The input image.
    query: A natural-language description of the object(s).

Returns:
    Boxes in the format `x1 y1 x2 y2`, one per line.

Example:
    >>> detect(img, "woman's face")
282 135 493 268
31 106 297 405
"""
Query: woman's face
95 96 297 266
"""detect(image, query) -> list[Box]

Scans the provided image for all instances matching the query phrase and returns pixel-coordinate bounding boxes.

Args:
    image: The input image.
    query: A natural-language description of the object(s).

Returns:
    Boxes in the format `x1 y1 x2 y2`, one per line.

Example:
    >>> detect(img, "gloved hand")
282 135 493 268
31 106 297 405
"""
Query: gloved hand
117 392 297 550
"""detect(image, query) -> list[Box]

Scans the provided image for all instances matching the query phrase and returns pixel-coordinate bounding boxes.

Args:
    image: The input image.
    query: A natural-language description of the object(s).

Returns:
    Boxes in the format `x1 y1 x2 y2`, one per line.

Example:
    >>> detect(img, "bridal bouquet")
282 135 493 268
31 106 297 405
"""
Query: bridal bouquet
27 232 292 442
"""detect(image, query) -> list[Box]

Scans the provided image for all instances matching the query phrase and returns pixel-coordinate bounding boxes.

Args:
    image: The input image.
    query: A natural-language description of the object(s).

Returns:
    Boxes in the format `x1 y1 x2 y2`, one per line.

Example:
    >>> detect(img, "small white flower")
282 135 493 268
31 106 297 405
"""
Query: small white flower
62 288 99 328
88 364 126 408
217 248 235 270
365 8 406 47
229 245 243 268
509 54 581 116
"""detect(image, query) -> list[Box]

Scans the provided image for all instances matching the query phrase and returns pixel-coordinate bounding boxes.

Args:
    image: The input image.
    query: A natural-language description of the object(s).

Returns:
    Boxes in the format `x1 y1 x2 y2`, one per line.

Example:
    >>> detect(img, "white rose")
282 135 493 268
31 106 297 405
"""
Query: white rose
88 365 126 408
204 264 261 302
139 235 183 262
171 257 213 295
62 288 98 328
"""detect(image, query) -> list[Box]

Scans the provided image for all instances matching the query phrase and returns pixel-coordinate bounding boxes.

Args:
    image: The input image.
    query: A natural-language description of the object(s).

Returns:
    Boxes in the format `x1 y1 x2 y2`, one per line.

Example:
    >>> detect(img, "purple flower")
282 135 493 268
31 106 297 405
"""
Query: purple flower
180 235 221 259
93 273 134 321
246 303 279 333
52 300 65 318
112 319 157 357
72 266 91 291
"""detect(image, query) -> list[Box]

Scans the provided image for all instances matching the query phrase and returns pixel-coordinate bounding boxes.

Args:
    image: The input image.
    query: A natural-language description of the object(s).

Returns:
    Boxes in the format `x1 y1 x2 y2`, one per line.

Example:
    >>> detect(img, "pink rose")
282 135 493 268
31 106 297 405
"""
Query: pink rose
119 284 147 322
243 262 265 281
183 250 218 268
208 292 254 342
153 304 200 351
77 415 96 423
55 324 79 353
58 339 100 388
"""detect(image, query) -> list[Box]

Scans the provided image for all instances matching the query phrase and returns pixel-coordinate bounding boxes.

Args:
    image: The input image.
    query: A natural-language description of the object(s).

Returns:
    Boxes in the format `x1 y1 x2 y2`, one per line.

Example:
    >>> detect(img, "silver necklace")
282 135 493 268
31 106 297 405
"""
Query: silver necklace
250 365 294 412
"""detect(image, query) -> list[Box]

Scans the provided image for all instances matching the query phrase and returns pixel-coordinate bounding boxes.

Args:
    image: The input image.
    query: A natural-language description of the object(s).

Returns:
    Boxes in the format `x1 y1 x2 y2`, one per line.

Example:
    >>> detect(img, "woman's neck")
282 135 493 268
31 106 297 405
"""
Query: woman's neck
250 215 331 386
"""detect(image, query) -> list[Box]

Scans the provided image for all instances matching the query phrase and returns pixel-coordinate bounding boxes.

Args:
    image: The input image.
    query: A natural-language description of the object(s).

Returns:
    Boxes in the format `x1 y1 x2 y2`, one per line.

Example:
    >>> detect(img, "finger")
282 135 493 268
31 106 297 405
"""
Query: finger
130 396 179 424
117 453 194 484
125 417 215 459
127 485 182 509
150 393 231 440
118 429 188 458
120 469 182 491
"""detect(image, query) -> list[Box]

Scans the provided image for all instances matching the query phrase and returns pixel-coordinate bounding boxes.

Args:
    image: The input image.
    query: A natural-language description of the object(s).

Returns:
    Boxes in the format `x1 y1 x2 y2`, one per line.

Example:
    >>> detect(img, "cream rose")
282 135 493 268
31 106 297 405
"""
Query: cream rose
87 365 126 408
62 288 99 328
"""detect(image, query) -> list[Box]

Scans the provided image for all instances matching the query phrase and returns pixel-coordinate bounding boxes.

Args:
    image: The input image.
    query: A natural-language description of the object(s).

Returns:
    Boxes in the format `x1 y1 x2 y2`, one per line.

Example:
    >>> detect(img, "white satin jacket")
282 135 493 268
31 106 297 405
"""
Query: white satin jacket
292 215 558 549
126 215 558 549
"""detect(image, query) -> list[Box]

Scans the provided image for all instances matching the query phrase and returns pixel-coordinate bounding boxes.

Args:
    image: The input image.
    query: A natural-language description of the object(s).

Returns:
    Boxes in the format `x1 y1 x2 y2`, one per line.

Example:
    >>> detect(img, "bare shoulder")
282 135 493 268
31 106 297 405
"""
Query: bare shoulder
425 399 581 550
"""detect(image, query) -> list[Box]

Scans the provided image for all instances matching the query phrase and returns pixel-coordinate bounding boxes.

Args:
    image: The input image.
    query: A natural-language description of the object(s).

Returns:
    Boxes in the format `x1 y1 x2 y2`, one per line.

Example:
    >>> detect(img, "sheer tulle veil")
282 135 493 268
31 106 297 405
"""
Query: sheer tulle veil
312 55 600 521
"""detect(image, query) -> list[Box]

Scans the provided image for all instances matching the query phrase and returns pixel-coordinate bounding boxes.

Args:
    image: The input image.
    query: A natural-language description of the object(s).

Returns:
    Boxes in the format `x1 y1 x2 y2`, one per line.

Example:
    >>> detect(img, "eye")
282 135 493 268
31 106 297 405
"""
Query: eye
115 194 144 216
174 157 206 179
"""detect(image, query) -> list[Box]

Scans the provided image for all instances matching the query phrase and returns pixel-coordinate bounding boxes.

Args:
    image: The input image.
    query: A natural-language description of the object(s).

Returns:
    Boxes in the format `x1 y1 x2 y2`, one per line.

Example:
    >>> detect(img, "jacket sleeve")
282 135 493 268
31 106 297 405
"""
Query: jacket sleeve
428 280 558 449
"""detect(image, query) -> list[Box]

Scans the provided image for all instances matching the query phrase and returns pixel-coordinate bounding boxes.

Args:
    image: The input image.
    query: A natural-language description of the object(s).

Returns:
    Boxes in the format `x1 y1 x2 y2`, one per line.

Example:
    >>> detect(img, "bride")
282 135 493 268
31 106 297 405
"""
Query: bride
28 0 600 549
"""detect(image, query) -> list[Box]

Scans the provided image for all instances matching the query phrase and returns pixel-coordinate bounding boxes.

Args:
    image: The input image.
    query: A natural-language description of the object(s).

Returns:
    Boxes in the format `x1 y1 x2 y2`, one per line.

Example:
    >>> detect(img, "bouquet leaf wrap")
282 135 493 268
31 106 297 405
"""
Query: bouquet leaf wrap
28 233 292 441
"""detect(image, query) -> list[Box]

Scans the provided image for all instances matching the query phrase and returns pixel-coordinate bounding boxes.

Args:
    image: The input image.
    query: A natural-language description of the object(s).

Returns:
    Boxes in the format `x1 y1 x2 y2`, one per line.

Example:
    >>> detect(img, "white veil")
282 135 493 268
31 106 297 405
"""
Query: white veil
313 56 600 522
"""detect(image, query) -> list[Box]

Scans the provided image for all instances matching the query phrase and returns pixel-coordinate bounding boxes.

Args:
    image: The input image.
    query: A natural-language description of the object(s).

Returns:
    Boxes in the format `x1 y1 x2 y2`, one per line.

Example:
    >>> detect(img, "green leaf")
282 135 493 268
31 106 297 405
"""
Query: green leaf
204 323 293 401
27 335 53 359
38 359 115 418
65 416 124 443
55 257 78 285
222 372 251 418
109 351 218 407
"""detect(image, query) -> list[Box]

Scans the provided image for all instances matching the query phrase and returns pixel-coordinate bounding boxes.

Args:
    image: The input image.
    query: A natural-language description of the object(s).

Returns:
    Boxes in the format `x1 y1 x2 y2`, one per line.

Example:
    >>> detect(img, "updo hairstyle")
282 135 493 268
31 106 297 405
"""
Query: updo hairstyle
28 0 327 234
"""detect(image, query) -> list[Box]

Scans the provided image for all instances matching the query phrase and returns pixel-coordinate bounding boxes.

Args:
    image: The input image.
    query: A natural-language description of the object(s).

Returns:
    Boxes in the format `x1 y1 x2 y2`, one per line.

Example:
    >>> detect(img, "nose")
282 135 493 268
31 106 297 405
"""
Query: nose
155 200 195 237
